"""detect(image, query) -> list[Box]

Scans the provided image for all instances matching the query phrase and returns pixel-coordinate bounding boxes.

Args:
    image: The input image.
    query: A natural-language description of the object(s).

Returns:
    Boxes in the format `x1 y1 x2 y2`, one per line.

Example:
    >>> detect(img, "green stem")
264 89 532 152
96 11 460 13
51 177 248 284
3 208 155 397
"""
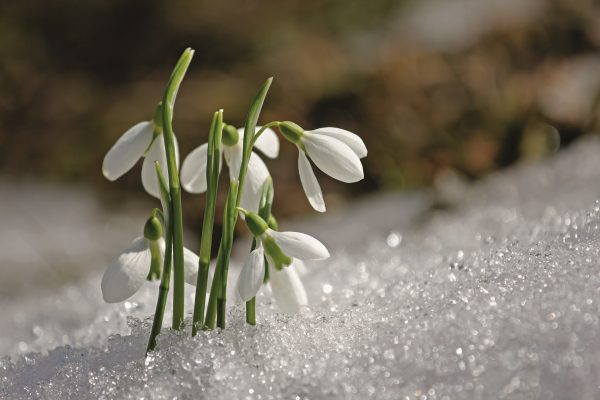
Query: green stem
147 163 172 354
245 177 274 325
203 241 223 329
205 77 272 330
204 181 238 329
217 181 238 329
246 298 256 325
249 121 280 148
236 78 273 207
192 110 223 336
146 216 173 353
162 48 194 330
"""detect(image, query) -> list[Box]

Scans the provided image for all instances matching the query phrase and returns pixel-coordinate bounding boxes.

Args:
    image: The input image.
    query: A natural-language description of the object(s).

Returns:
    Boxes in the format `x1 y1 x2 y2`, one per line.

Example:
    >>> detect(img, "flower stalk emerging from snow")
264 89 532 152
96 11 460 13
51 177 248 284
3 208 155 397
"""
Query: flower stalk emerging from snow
102 55 368 350
147 162 172 353
191 110 223 336
243 177 274 325
161 48 194 330
203 78 274 330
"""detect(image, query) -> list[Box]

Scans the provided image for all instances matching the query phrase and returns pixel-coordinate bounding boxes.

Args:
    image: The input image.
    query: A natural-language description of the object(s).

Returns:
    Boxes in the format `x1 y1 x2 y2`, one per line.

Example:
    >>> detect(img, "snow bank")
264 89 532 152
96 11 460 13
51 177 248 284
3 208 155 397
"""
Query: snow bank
3 138 600 399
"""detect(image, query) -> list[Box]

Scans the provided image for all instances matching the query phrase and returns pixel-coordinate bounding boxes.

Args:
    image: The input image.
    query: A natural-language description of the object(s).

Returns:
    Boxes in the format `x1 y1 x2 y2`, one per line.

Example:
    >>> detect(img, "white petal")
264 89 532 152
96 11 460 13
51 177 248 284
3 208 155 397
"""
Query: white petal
269 267 307 314
224 143 271 212
142 135 180 198
183 246 200 285
223 143 243 180
293 259 308 276
102 121 154 181
180 143 209 193
236 247 265 301
251 126 280 158
101 237 151 303
303 134 364 183
240 152 271 212
310 127 367 158
269 229 330 260
298 151 326 212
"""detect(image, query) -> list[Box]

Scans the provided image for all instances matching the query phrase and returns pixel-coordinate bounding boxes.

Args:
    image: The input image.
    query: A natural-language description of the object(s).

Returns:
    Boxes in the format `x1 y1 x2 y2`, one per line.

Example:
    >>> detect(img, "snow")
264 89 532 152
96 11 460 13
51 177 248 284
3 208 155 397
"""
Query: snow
3 137 600 399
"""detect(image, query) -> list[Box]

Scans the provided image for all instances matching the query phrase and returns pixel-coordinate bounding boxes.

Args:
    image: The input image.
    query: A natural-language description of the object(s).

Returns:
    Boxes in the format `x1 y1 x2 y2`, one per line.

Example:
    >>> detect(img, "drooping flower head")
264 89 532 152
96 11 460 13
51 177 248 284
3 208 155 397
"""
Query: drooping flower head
101 213 199 303
234 209 329 313
102 102 180 198
278 121 367 212
180 125 279 212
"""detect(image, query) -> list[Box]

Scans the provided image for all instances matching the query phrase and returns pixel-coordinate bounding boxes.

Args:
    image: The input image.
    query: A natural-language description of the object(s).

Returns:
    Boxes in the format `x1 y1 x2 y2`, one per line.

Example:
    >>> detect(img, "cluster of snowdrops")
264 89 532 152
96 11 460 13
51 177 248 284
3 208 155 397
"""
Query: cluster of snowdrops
99 49 367 352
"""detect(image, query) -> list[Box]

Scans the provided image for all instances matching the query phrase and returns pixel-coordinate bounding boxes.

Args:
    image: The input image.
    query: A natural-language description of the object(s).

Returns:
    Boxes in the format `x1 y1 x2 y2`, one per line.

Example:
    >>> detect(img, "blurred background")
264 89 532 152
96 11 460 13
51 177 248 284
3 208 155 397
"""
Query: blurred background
2 0 600 294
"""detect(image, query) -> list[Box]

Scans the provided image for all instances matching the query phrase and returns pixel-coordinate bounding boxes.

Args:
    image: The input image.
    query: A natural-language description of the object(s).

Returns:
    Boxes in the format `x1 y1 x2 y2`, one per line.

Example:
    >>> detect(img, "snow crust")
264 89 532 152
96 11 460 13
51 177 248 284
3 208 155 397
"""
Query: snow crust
3 138 600 399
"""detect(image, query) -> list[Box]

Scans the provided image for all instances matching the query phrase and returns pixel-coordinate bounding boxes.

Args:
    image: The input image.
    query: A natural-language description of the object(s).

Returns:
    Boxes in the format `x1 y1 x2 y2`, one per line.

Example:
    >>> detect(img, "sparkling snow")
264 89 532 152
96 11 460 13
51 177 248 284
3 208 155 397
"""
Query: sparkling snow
2 137 600 399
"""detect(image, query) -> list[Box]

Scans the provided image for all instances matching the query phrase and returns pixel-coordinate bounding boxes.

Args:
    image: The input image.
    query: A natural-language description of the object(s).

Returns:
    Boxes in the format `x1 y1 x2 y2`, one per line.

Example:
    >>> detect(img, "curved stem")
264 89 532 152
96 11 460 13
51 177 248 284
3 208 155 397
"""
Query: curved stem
162 48 194 330
246 177 274 325
236 78 273 207
205 77 273 330
192 110 223 336
204 181 238 329
147 162 172 354
249 121 280 148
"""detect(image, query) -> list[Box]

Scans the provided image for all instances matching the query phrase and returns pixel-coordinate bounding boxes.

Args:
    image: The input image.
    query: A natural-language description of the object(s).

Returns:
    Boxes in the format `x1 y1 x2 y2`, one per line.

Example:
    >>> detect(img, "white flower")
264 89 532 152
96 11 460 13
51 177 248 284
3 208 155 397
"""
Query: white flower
269 262 308 314
234 246 312 314
235 245 266 302
235 212 329 312
280 123 367 212
101 236 199 303
180 126 279 212
102 121 180 199
266 229 330 261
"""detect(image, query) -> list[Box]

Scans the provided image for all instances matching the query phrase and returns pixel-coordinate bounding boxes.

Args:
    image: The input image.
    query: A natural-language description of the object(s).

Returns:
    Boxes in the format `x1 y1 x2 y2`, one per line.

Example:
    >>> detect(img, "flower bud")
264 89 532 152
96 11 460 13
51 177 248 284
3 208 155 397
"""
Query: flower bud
143 215 163 241
279 121 304 144
244 211 269 237
222 124 240 147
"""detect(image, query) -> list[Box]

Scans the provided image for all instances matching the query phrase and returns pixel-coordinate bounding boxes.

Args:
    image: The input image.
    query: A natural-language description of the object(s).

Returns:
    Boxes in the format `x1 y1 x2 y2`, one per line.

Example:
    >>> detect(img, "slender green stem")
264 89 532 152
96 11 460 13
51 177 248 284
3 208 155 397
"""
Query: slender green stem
204 241 223 329
192 110 223 336
146 218 173 353
205 77 273 330
217 181 238 329
205 181 238 329
249 121 280 148
236 77 273 207
245 236 259 325
245 177 274 325
246 298 256 325
162 48 194 330
147 163 172 354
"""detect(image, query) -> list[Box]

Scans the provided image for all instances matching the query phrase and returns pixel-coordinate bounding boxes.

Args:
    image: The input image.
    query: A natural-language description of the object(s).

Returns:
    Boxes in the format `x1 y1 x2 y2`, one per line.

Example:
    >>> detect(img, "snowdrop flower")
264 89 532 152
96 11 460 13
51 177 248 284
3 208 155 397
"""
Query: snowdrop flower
102 103 179 199
235 209 328 312
235 245 266 302
101 215 199 303
180 125 279 211
278 122 367 212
